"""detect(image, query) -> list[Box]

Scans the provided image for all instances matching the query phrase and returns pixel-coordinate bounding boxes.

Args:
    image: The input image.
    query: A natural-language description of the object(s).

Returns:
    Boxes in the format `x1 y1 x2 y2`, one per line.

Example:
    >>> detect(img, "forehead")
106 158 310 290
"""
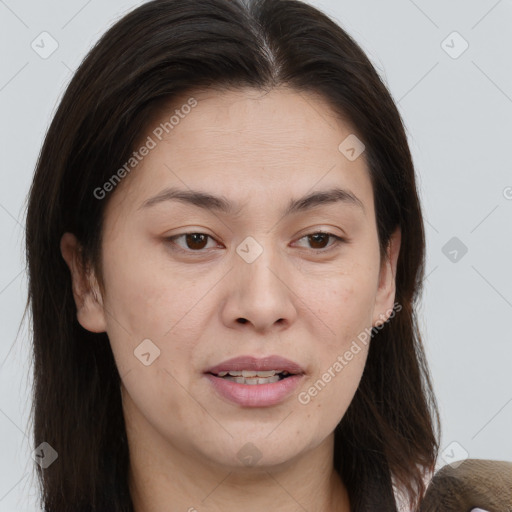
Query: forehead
160 86 358 156
104 86 373 223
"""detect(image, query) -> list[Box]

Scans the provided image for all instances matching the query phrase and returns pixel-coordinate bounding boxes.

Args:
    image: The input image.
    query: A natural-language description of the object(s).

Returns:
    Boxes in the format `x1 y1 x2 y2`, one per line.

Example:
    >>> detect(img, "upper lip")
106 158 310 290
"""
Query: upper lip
205 355 305 375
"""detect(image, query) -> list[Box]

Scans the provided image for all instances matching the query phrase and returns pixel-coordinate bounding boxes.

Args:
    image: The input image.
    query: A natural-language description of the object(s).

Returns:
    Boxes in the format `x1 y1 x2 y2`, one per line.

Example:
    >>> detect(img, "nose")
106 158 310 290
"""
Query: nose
220 239 298 333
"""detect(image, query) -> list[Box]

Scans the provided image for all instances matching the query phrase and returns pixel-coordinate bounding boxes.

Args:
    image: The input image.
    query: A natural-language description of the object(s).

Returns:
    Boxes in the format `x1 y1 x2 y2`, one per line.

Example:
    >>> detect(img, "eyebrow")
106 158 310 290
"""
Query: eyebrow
139 186 365 216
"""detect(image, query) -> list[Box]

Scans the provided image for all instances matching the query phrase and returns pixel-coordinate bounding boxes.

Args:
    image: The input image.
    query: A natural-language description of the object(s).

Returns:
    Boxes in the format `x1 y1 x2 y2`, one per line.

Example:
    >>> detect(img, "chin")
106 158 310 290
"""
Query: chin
199 438 305 470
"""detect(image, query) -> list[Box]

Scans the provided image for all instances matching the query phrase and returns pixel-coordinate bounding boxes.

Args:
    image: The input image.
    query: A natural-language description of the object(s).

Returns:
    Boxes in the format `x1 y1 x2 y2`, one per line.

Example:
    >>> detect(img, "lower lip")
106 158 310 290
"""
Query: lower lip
204 373 304 407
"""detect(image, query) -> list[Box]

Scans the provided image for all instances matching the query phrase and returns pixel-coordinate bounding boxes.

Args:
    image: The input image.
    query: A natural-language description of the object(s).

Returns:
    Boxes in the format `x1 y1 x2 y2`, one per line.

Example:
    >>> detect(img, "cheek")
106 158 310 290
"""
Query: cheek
293 263 376 413
100 244 190 335
302 289 370 398
298 340 369 442
300 264 378 346
99 247 215 378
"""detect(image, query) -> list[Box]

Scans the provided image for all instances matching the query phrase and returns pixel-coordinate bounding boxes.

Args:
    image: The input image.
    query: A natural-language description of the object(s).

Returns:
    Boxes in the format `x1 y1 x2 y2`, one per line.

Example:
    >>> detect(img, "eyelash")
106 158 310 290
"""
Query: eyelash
165 231 346 255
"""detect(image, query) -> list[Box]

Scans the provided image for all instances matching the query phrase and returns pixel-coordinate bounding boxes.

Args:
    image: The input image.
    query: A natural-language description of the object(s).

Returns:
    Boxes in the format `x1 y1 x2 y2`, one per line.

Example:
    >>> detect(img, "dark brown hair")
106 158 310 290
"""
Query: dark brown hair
25 0 440 510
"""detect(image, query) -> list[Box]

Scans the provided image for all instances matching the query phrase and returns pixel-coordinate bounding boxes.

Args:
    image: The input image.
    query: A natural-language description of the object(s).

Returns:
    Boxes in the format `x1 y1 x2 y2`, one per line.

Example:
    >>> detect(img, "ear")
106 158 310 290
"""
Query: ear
372 226 401 327
60 232 107 333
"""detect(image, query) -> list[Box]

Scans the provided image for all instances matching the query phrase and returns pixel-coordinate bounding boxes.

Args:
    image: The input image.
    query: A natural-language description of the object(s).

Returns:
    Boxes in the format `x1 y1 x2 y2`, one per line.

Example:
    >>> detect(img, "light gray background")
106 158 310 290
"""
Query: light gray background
1 0 511 510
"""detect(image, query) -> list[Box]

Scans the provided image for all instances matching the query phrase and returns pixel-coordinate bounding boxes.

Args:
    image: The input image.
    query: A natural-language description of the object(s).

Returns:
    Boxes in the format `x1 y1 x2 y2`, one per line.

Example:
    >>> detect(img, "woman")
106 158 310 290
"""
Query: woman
25 0 441 510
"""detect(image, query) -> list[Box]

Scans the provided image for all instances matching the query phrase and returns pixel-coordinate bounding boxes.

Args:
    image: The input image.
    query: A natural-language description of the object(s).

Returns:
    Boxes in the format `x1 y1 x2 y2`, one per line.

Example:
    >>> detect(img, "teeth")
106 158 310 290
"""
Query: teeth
213 370 295 382
222 375 281 384
242 370 279 378
216 369 286 377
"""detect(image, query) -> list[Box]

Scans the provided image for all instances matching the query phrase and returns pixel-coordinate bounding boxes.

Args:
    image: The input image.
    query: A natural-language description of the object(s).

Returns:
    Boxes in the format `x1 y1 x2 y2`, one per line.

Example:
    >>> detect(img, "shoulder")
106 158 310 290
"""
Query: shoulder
418 458 512 512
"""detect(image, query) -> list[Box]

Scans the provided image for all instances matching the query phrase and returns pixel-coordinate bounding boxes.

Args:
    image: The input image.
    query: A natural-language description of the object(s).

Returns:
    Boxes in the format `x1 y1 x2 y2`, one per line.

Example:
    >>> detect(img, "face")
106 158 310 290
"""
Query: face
61 86 400 473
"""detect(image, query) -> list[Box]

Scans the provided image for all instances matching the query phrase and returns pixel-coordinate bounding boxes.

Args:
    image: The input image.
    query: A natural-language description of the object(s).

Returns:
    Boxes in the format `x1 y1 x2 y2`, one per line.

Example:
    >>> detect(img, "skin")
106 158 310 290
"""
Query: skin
61 86 401 512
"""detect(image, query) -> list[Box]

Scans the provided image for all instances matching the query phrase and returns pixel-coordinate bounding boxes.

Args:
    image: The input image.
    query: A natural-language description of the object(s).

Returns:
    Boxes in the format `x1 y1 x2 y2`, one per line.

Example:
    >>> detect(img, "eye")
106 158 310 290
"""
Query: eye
165 230 346 255
294 231 346 252
166 232 220 253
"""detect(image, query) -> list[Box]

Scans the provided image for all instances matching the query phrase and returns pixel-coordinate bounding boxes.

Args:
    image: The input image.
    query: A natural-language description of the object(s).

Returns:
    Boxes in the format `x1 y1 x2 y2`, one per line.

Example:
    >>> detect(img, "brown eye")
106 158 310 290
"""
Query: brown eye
307 233 330 249
167 232 217 252
296 231 345 252
183 233 209 250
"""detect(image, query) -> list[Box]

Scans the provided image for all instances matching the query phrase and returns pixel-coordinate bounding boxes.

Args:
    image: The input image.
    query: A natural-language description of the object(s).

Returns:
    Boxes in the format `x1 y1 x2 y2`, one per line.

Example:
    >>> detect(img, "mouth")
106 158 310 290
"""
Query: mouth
204 354 305 377
206 369 296 385
203 355 306 407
